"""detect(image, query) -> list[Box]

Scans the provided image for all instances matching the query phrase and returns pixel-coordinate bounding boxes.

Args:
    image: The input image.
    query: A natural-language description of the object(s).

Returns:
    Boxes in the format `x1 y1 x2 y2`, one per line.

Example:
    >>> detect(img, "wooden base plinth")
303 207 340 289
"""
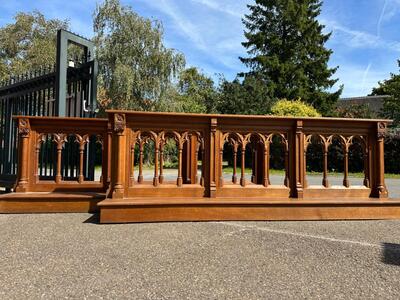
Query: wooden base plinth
0 192 105 213
98 197 400 223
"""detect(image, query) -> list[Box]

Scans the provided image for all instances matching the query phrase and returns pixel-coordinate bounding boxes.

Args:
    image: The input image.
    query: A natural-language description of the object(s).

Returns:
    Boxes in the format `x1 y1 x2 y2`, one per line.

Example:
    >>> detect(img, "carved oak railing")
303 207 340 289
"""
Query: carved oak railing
14 116 109 192
107 111 391 200
13 111 391 200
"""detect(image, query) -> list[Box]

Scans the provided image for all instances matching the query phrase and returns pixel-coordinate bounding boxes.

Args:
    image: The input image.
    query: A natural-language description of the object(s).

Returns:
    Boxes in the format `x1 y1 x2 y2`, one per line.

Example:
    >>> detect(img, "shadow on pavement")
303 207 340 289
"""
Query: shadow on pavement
83 213 100 224
382 243 400 266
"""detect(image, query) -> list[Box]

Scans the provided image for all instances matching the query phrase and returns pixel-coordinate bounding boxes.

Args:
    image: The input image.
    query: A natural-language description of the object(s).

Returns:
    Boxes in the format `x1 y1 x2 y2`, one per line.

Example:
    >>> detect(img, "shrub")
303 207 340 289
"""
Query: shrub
271 99 321 117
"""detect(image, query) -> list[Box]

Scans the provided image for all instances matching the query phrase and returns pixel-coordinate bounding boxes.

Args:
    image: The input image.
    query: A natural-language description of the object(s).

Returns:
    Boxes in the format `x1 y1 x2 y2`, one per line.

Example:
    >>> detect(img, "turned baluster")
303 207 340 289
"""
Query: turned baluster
54 133 67 184
263 144 269 187
363 147 370 187
35 134 45 182
219 144 224 187
159 141 164 184
153 143 159 186
284 148 289 187
200 141 205 186
232 142 238 184
138 139 144 183
322 145 329 187
303 149 308 188
75 134 89 183
343 143 350 188
251 146 256 183
177 143 183 187
240 145 246 187
194 141 200 184
130 144 135 185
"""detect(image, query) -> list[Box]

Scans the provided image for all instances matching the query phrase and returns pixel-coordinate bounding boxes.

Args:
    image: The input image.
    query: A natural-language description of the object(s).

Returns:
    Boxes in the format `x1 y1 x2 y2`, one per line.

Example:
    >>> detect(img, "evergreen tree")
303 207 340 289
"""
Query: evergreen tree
216 75 273 115
240 0 342 115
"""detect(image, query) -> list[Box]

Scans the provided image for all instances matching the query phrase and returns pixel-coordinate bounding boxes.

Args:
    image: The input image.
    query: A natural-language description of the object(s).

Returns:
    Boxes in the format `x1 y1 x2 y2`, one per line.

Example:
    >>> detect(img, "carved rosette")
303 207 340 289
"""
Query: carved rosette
18 118 30 137
114 113 126 134
377 122 387 140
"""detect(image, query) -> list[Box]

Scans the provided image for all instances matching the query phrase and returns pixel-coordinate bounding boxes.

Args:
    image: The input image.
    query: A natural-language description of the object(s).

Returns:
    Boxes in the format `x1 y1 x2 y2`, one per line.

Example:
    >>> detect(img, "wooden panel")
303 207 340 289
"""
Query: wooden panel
99 198 400 223
0 192 104 213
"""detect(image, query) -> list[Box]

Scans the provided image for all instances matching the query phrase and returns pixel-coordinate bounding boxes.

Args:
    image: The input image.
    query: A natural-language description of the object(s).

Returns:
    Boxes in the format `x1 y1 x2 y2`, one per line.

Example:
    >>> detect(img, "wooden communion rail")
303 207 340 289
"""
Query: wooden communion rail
1 110 400 223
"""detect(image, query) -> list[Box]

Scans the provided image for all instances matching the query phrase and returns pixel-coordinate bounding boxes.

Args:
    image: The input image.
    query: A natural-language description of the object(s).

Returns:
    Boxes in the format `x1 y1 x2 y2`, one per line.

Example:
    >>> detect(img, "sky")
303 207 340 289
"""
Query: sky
0 0 400 97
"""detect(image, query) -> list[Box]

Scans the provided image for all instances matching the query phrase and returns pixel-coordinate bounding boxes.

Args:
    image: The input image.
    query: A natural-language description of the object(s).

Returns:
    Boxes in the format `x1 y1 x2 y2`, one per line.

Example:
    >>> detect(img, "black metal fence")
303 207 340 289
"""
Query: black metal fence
0 58 97 188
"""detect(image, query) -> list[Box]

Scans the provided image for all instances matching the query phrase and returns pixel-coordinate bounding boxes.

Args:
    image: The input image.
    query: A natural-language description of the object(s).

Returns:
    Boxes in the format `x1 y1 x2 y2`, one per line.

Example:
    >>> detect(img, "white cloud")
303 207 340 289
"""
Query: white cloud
322 19 400 52
333 63 392 97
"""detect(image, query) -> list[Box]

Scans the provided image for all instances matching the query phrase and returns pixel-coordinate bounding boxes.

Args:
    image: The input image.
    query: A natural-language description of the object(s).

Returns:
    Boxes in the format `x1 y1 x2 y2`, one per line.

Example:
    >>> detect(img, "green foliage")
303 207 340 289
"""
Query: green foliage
271 99 321 117
0 11 69 81
240 0 342 115
93 0 185 111
216 75 274 115
371 60 400 126
158 67 216 113
334 103 375 119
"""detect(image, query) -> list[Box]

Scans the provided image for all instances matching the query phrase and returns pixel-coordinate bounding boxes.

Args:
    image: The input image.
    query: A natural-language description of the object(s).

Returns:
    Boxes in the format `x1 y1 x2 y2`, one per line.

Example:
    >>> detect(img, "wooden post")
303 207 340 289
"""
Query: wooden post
322 145 329 187
75 134 88 184
363 146 370 188
343 148 350 188
177 143 183 187
15 118 31 192
138 139 144 183
294 120 305 198
263 144 269 187
232 142 238 184
54 133 67 184
111 113 126 198
284 147 289 187
375 122 388 198
240 145 246 187
208 118 217 197
159 141 164 184
153 143 159 187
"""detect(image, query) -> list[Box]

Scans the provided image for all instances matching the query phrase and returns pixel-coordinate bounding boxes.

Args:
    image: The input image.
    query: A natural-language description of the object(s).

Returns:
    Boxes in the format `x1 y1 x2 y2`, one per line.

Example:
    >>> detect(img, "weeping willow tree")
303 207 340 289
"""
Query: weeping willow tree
93 0 185 111
0 11 69 81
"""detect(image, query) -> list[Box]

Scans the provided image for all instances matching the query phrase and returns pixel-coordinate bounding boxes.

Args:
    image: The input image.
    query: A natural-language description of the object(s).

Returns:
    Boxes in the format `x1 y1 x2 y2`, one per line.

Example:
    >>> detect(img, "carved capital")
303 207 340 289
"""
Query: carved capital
114 113 126 134
210 118 217 132
18 118 30 137
377 122 387 140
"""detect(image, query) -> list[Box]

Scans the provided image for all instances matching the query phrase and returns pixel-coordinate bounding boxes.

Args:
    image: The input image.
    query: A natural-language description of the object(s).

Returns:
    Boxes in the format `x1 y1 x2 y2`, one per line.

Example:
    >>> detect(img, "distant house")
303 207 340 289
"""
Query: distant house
337 95 390 115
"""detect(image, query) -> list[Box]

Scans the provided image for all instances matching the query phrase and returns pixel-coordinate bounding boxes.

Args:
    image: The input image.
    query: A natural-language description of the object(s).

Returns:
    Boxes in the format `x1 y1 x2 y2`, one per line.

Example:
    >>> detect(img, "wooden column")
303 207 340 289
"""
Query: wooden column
294 121 305 198
375 122 388 198
34 134 45 183
284 147 289 187
263 144 269 187
232 142 238 184
219 134 224 188
240 145 246 187
75 134 89 183
15 118 31 192
200 139 205 186
153 142 159 187
159 141 164 184
177 142 183 187
343 147 350 188
129 142 135 186
138 139 144 183
54 133 67 184
322 145 329 187
111 113 126 199
208 118 217 197
363 146 370 187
